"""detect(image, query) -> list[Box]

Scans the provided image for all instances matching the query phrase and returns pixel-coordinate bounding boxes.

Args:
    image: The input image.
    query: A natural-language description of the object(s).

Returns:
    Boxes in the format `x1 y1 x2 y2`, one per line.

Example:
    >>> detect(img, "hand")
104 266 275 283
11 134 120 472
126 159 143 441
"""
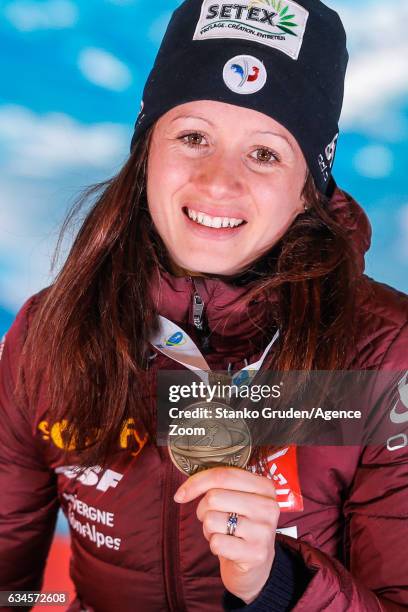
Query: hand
174 467 280 604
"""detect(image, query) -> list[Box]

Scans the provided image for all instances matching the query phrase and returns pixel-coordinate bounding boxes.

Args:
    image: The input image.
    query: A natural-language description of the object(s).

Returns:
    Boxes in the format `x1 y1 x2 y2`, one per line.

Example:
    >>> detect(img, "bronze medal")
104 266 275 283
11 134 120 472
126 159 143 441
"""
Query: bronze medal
168 399 252 475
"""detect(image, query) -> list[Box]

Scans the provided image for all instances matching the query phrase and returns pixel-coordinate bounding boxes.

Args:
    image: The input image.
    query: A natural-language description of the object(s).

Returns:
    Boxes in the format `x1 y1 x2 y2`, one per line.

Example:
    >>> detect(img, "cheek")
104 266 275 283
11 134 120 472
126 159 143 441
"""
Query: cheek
256 178 303 219
252 178 303 242
147 146 190 218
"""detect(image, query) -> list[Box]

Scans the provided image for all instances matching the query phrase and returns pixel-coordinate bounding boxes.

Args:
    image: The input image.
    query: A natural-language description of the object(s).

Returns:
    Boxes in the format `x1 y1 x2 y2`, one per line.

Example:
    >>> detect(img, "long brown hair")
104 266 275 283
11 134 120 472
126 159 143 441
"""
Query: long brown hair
18 124 359 467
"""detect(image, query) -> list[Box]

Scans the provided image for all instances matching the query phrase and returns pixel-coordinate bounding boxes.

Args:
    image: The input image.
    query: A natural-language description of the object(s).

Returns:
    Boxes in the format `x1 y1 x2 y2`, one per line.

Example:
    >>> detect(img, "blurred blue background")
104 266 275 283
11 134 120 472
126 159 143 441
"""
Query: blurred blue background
1 0 408 341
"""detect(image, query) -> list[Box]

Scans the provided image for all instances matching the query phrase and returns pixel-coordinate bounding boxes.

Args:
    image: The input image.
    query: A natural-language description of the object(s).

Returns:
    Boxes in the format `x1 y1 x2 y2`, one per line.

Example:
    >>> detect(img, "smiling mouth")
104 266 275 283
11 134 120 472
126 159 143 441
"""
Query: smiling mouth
182 206 247 229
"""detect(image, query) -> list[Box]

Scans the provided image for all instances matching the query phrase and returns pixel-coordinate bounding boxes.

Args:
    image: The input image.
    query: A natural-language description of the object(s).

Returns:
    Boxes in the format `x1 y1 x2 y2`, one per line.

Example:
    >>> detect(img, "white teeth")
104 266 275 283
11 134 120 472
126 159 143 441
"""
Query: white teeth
187 208 244 229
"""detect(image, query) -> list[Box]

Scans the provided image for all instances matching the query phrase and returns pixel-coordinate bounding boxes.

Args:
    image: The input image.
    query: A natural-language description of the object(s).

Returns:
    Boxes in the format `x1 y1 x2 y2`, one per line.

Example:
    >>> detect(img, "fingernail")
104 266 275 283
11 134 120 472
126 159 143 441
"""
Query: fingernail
174 488 186 502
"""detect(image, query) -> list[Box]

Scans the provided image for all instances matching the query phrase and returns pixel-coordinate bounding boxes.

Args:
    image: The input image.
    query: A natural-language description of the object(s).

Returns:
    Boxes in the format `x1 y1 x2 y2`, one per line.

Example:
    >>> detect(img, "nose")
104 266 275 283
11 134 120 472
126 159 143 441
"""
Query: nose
193 150 245 201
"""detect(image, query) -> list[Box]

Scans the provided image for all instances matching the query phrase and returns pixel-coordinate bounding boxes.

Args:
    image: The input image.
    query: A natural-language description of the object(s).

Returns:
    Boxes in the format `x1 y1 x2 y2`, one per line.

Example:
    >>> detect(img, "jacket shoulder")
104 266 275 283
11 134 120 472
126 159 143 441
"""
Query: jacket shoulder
352 275 408 369
1 288 50 365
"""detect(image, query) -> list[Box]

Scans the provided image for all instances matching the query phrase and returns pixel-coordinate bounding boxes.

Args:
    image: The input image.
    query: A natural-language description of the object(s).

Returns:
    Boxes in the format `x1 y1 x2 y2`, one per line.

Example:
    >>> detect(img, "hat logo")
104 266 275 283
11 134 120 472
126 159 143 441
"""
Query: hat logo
223 54 267 94
232 62 259 85
193 0 309 61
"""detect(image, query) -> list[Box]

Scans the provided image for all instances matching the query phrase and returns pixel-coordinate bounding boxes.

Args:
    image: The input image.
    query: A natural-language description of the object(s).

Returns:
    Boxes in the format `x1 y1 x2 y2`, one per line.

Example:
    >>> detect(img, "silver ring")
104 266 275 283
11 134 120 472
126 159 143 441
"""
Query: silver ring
226 512 238 536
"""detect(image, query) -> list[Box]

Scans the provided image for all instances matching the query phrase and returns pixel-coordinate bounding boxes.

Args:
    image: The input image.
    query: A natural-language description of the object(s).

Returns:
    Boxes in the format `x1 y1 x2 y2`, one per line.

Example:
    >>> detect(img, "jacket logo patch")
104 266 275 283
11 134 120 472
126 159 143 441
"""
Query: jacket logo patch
63 492 122 551
56 464 124 492
387 372 408 452
193 0 309 60
248 445 303 512
38 418 148 456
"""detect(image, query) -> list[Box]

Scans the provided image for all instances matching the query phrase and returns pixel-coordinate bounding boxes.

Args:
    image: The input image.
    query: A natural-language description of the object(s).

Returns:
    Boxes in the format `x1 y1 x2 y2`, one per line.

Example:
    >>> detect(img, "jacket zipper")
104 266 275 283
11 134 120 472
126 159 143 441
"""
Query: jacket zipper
161 279 211 611
190 278 211 353
193 292 205 330
162 457 187 612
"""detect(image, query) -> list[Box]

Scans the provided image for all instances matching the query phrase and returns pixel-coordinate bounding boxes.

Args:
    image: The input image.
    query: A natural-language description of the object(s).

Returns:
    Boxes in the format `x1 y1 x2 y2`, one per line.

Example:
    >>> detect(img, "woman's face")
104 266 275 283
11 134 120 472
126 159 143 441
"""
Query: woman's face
147 100 307 276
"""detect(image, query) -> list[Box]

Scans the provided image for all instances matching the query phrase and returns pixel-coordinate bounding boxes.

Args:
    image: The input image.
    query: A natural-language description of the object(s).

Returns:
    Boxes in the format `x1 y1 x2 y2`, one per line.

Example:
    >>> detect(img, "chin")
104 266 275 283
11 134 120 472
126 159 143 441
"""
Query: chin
177 258 241 277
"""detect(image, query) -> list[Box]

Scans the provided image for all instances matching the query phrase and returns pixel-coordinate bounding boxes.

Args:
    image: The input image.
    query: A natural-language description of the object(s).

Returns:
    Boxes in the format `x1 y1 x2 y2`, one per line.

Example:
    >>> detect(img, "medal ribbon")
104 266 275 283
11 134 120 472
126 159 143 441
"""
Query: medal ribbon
150 315 279 386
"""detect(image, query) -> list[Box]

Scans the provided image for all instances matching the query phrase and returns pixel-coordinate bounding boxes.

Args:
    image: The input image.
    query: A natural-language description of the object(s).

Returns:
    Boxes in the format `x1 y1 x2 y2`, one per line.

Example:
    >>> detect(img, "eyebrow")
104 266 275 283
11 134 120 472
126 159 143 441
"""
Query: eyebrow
170 114 215 126
253 130 294 150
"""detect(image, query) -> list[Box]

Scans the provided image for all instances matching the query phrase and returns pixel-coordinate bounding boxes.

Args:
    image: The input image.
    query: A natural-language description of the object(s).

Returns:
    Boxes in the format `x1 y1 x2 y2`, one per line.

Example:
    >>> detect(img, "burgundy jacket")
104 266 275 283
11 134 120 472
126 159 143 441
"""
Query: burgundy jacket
1 187 408 611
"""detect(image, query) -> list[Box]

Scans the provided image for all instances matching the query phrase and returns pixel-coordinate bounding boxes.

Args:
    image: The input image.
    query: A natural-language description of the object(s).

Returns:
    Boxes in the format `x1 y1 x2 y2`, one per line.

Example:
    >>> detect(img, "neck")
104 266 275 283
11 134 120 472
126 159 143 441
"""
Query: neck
171 265 207 278
162 252 270 285
167 258 219 280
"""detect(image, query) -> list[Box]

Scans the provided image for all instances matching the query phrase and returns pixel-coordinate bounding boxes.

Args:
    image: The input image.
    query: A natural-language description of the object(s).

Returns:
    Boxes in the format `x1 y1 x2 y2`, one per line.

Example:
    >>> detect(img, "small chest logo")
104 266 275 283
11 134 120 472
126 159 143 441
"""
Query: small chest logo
223 54 267 94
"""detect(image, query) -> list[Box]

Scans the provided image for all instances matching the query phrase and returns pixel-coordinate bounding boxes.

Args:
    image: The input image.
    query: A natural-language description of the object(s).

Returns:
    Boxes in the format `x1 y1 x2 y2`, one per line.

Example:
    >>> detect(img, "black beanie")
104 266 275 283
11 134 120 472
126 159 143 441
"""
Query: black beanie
131 0 348 194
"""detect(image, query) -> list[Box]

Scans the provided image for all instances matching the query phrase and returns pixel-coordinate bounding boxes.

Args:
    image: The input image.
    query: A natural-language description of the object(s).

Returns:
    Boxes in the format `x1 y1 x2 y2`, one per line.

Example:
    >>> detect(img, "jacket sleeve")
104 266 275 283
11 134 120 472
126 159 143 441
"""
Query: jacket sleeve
225 322 408 612
279 322 408 611
0 295 59 608
222 542 314 611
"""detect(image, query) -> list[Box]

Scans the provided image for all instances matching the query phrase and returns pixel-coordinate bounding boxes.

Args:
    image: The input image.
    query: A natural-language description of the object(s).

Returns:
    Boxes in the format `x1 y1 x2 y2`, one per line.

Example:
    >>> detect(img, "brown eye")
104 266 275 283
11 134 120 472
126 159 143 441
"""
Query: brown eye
248 146 280 167
187 133 204 147
256 149 275 164
178 132 207 149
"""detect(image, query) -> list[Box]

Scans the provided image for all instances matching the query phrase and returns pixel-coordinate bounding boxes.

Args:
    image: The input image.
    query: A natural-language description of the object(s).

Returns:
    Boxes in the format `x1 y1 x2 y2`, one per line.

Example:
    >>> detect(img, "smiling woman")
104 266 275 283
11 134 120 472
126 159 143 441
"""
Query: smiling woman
0 0 408 611
147 102 307 275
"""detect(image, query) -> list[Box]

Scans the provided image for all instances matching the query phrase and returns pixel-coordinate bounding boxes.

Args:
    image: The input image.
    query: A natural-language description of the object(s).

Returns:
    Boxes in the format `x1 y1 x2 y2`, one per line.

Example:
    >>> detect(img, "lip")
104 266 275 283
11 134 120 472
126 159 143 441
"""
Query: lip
181 208 247 241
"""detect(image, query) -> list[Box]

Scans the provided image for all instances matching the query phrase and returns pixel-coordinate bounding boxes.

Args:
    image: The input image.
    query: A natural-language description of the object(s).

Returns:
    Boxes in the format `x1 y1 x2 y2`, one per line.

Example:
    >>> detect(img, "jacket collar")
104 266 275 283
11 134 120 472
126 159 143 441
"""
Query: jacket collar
327 186 371 275
150 268 270 362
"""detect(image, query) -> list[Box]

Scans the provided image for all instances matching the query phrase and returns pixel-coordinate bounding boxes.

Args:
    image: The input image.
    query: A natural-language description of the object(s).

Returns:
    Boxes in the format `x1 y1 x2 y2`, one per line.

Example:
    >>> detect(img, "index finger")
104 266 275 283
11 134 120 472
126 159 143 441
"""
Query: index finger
174 466 276 503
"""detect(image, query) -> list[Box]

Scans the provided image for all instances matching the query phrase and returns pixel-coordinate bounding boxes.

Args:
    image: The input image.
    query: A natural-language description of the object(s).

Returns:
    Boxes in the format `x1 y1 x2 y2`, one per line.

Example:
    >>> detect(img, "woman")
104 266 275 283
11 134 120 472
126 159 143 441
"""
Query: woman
1 0 407 610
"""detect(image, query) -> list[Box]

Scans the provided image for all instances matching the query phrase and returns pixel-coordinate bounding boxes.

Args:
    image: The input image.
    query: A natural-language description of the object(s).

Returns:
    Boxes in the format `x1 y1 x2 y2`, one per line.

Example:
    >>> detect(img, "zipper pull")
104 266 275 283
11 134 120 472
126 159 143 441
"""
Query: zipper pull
193 293 204 330
190 277 211 353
